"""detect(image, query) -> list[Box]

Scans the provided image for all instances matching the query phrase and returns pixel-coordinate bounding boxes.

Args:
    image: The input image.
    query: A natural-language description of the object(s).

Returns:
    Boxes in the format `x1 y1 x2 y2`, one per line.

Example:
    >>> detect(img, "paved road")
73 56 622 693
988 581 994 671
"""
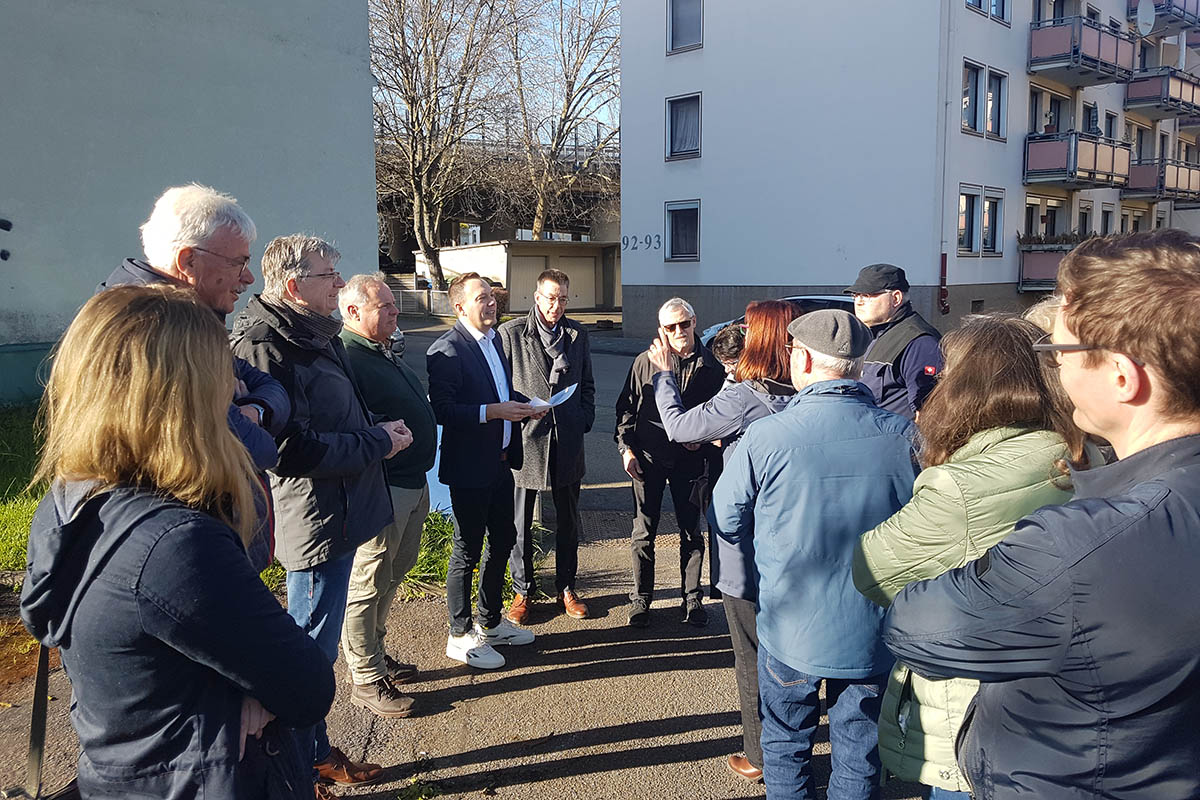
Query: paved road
0 318 922 799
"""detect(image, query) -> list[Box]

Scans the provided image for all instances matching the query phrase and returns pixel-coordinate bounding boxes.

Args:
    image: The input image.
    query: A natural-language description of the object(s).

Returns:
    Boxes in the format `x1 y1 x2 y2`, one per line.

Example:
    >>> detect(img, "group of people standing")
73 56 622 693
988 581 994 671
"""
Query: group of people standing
15 179 1200 800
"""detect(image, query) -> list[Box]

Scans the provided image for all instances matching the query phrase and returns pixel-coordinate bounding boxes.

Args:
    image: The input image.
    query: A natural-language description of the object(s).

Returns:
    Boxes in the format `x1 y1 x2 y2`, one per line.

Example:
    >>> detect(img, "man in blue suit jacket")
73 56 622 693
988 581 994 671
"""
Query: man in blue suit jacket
427 273 545 669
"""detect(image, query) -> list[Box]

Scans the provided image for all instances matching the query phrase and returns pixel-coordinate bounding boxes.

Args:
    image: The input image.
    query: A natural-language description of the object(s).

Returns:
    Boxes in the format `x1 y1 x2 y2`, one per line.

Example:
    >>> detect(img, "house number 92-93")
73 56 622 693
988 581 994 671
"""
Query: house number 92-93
621 234 661 251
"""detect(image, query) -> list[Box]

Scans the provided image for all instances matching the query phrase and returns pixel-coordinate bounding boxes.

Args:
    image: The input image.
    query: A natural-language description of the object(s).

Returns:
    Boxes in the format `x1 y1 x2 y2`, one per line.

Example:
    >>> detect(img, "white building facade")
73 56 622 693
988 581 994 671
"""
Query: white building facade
621 0 1200 337
0 1 378 401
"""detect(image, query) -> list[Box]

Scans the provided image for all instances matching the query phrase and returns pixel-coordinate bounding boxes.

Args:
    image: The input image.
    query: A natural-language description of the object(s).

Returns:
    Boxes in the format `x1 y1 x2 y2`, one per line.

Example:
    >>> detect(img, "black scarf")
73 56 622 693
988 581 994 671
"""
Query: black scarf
281 297 343 346
532 306 570 390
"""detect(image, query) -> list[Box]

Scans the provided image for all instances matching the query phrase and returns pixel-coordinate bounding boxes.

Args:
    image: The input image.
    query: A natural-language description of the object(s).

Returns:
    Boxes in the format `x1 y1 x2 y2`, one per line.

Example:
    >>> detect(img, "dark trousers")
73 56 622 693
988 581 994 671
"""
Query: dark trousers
448 468 517 635
724 593 763 769
511 479 581 596
629 453 705 603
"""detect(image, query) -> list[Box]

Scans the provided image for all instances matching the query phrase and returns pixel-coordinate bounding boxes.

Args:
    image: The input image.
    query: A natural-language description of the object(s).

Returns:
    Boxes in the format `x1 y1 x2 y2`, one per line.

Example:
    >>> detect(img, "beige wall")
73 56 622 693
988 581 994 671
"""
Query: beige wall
1 1 377 346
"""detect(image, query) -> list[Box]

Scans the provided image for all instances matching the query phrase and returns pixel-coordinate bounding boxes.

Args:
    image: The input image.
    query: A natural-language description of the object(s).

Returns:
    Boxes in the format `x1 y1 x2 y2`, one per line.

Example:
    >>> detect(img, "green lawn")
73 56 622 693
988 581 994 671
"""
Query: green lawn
0 404 41 571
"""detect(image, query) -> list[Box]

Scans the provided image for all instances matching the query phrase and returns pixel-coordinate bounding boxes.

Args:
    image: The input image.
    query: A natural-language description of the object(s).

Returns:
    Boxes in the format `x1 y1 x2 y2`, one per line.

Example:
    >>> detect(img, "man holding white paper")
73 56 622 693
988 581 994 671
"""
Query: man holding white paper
499 269 597 622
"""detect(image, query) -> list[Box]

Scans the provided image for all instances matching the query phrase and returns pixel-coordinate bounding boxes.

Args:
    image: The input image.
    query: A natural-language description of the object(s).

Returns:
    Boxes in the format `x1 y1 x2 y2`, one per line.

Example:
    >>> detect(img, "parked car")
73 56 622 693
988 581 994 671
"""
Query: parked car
699 295 855 345
390 328 406 359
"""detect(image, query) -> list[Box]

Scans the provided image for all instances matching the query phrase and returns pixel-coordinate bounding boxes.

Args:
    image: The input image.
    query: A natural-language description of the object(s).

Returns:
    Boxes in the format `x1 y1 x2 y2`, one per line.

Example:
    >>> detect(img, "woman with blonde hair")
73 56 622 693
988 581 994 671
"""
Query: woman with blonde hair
853 314 1090 799
20 286 333 799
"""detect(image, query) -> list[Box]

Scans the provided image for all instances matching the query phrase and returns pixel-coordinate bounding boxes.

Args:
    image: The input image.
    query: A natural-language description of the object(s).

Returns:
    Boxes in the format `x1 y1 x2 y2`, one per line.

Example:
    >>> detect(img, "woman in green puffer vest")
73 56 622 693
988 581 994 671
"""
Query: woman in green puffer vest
852 314 1092 800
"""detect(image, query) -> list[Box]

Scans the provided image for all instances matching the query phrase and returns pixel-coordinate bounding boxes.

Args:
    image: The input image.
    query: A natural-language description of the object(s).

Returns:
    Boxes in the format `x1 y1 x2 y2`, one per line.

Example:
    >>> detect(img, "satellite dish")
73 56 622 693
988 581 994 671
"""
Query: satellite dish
1137 0 1155 37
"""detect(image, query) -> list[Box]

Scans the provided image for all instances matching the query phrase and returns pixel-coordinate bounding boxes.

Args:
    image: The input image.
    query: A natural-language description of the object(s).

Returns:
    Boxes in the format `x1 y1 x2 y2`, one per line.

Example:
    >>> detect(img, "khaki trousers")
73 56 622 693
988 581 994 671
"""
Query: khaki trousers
340 483 429 684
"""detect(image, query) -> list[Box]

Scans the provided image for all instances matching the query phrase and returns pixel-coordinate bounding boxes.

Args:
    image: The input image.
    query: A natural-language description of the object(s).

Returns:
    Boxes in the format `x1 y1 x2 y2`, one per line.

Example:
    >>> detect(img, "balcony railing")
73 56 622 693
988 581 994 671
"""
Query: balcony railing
1124 157 1200 199
1024 131 1131 188
1126 67 1200 120
1126 0 1200 34
1179 115 1200 128
1018 243 1075 292
1029 17 1135 86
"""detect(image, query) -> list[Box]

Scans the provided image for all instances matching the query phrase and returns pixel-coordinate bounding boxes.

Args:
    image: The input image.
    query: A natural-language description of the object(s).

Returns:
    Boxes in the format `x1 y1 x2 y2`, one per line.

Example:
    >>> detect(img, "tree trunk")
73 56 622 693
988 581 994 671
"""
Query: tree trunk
412 192 447 289
530 192 548 241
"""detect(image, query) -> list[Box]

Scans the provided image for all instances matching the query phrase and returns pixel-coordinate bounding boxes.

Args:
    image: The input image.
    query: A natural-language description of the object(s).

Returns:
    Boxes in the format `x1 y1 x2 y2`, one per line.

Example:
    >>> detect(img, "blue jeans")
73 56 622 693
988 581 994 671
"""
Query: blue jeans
758 645 885 800
286 550 356 767
926 788 971 800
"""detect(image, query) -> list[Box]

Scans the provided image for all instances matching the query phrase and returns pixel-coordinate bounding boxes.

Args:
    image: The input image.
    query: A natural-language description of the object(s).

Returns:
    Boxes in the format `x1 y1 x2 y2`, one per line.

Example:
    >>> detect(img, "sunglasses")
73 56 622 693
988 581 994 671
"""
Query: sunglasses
662 319 693 332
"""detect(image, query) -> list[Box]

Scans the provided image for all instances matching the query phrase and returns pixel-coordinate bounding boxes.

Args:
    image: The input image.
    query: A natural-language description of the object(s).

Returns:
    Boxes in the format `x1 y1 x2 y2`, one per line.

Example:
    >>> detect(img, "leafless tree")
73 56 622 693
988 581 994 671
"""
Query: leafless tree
371 0 508 288
505 0 619 240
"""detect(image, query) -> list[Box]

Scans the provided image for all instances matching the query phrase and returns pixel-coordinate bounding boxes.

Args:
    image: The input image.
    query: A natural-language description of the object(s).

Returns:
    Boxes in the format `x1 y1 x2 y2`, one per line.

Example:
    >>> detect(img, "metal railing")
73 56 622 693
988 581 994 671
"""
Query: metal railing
1125 157 1200 199
1126 66 1200 118
1029 16 1135 83
1126 0 1200 29
1024 130 1132 187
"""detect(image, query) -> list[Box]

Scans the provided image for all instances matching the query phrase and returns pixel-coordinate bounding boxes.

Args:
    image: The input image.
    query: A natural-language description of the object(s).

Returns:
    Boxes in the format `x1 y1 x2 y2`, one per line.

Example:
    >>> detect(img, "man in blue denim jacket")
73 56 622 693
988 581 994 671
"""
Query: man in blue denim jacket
714 310 917 800
884 230 1200 800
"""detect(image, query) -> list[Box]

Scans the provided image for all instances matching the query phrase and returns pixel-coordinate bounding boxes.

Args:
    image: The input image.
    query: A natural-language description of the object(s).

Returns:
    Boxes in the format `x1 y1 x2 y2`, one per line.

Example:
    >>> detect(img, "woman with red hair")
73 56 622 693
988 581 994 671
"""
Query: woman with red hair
648 299 799 783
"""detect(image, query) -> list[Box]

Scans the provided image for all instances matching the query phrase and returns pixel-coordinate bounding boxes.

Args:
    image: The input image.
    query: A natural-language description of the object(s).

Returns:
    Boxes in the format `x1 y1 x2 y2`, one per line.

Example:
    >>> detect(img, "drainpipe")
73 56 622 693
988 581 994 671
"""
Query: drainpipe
936 0 955 315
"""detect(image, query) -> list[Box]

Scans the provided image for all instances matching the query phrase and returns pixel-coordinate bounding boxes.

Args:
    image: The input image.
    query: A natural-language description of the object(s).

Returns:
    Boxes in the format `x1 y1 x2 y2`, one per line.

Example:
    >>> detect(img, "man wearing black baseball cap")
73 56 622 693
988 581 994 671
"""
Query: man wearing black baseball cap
844 263 942 420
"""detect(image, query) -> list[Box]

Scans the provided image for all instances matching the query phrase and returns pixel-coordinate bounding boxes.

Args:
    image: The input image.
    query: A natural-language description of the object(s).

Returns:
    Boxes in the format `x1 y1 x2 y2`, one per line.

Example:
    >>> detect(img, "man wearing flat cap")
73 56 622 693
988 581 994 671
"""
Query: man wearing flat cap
845 263 942 420
713 309 918 799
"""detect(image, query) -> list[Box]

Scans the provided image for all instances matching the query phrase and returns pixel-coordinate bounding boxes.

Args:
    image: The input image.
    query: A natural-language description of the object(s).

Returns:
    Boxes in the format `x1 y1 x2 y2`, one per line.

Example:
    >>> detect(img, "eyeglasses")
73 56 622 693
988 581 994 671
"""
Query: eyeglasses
661 319 693 332
193 247 251 271
536 292 569 306
1032 333 1144 367
304 270 342 281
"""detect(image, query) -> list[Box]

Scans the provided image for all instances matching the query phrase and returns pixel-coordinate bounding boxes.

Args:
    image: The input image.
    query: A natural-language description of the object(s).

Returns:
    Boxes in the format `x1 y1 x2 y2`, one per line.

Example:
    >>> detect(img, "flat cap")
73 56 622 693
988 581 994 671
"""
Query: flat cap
844 263 910 295
787 309 872 359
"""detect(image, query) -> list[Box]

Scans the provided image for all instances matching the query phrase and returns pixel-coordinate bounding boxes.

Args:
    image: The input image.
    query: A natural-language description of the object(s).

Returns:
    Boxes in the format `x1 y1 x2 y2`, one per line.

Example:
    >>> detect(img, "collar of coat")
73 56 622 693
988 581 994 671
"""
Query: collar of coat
1071 433 1200 499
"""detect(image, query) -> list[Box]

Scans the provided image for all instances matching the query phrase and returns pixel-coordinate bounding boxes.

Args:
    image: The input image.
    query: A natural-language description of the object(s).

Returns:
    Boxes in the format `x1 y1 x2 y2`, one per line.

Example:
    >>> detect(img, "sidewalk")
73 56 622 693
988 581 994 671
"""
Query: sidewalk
397 311 650 357
0 511 922 800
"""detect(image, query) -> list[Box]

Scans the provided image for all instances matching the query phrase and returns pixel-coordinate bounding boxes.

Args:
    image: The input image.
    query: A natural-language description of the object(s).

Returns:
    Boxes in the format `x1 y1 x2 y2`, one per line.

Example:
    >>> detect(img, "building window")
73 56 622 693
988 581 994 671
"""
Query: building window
1051 0 1066 19
668 0 702 53
1085 4 1100 21
1157 211 1168 229
665 200 700 261
967 0 984 9
963 63 982 132
986 70 1006 137
1047 94 1064 132
1101 206 1113 235
1132 210 1146 232
666 94 701 159
1105 112 1117 139
1078 202 1092 234
1029 89 1041 134
983 195 1003 254
959 190 980 253
992 0 1007 19
1083 102 1099 135
1121 210 1130 232
1045 197 1064 234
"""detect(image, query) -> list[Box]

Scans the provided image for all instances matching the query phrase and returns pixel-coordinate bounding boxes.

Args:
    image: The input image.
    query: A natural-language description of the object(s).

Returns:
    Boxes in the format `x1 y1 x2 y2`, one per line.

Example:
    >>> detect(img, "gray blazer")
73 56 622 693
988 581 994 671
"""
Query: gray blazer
498 314 596 490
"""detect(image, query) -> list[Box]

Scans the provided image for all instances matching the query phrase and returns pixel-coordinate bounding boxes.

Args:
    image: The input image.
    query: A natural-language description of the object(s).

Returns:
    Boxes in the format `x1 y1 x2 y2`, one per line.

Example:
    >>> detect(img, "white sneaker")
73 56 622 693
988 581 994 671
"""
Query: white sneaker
446 630 505 669
476 618 535 646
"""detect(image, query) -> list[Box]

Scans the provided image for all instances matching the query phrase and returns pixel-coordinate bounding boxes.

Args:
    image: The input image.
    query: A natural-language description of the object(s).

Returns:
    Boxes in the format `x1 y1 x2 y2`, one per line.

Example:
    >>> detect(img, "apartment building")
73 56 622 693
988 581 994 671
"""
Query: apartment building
620 0 1200 337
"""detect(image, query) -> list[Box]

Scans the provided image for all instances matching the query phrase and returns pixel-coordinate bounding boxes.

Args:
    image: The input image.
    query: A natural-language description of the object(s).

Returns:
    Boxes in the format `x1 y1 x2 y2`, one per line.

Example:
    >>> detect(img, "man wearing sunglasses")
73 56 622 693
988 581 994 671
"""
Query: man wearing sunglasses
884 230 1200 799
615 297 724 627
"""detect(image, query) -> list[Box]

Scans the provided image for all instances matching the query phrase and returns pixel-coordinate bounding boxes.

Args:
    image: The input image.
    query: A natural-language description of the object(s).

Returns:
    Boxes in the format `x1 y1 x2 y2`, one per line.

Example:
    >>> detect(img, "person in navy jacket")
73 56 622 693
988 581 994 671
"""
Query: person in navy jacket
427 273 545 670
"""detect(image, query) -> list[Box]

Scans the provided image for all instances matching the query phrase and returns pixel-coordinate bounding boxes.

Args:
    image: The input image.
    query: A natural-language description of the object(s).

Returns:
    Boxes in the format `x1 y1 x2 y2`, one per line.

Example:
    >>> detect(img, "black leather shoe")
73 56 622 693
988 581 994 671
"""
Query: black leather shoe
683 597 708 626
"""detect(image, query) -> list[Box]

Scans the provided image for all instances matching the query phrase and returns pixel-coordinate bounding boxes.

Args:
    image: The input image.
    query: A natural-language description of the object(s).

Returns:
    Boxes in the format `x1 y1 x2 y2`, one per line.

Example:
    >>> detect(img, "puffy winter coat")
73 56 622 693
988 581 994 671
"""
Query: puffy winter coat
854 426 1074 792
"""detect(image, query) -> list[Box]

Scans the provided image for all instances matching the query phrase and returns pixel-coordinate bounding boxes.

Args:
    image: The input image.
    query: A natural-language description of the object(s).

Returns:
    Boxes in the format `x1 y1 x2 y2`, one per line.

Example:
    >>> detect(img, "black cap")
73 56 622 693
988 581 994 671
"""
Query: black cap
844 263 910 295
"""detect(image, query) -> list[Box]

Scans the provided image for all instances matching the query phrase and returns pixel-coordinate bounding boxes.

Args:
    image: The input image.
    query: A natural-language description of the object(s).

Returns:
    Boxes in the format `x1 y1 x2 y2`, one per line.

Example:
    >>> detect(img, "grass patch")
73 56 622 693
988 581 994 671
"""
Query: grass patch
0 404 41 571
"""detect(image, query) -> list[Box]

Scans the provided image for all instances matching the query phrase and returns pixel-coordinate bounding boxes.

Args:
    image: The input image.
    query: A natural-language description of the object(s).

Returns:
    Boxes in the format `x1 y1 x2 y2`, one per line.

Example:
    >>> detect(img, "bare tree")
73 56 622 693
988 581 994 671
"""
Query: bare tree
371 0 507 288
505 0 619 240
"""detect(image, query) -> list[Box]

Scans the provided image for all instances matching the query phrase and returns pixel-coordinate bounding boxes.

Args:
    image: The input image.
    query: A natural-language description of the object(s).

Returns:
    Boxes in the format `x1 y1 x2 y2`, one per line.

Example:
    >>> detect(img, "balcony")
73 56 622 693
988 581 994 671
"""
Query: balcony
1029 17 1135 86
1125 67 1200 120
1126 0 1200 36
1124 157 1200 199
1024 131 1131 188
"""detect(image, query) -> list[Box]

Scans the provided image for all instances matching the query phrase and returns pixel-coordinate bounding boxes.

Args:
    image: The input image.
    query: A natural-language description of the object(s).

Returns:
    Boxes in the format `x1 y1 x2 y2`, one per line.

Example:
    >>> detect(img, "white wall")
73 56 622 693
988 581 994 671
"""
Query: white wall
0 1 377 344
620 1 946 288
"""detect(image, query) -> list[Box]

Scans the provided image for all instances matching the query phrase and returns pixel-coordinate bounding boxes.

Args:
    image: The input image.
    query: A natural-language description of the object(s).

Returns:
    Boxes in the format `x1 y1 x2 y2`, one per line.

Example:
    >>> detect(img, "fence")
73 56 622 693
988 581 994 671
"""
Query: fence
395 287 454 317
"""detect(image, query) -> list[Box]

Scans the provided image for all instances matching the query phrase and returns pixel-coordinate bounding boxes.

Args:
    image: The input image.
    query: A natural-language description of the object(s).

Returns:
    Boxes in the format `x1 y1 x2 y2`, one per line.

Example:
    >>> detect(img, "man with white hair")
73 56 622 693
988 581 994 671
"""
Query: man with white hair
615 297 724 628
100 184 289 569
231 236 411 797
336 273 436 718
713 309 917 799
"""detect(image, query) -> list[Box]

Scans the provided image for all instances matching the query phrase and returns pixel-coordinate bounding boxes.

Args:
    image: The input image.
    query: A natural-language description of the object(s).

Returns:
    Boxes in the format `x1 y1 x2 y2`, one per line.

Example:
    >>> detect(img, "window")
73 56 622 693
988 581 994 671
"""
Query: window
1109 17 1122 31
992 0 1007 19
1033 0 1042 22
1047 95 1064 131
666 94 701 159
1157 211 1168 229
1132 210 1146 232
1051 0 1066 19
1160 132 1170 160
1136 127 1148 160
1078 202 1092 234
665 200 700 261
986 70 1006 137
1025 200 1040 236
1083 103 1099 135
458 222 480 246
1105 112 1117 139
983 195 1003 254
1121 210 1130 232
963 63 982 132
1086 5 1100 22
967 0 984 9
1029 89 1042 134
959 190 980 253
668 0 702 52
1101 206 1113 235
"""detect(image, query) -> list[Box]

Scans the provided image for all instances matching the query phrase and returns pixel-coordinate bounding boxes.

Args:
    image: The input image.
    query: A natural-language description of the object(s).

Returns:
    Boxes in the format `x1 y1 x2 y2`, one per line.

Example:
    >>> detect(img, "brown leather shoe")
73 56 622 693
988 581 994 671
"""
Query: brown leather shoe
560 588 590 619
314 783 339 799
383 653 417 684
506 593 530 624
727 753 763 782
315 746 384 785
350 676 415 718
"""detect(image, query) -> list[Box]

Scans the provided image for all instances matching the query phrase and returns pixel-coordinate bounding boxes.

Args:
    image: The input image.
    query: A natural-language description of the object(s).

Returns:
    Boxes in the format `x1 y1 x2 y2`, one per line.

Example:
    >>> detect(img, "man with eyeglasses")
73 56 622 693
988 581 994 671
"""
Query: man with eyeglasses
232 234 411 797
615 297 724 627
884 229 1200 799
844 263 942 420
99 184 289 571
498 269 596 623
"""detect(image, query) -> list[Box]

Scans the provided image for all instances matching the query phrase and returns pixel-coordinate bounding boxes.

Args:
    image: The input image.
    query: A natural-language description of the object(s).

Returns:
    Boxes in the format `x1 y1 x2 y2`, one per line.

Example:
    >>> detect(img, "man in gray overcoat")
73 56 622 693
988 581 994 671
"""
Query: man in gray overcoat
498 268 596 622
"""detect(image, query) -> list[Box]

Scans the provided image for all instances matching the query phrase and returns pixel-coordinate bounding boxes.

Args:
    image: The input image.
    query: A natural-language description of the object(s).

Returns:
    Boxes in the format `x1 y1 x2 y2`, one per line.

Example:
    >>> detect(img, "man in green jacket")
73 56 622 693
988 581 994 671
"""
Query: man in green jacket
337 273 438 719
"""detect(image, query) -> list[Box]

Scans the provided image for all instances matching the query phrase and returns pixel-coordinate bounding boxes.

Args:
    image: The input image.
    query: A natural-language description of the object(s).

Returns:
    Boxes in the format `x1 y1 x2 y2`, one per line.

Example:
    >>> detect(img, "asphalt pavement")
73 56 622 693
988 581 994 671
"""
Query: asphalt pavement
0 317 922 799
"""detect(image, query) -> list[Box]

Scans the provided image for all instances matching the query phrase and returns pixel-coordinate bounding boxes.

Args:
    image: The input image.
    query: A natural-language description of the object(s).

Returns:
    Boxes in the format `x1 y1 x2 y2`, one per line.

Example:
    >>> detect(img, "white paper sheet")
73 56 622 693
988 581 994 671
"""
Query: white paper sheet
529 382 577 409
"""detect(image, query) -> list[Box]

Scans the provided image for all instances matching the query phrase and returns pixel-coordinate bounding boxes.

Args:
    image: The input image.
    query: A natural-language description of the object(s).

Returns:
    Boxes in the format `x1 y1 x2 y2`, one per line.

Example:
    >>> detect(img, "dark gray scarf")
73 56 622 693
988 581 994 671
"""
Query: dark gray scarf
532 306 570 389
282 297 343 346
